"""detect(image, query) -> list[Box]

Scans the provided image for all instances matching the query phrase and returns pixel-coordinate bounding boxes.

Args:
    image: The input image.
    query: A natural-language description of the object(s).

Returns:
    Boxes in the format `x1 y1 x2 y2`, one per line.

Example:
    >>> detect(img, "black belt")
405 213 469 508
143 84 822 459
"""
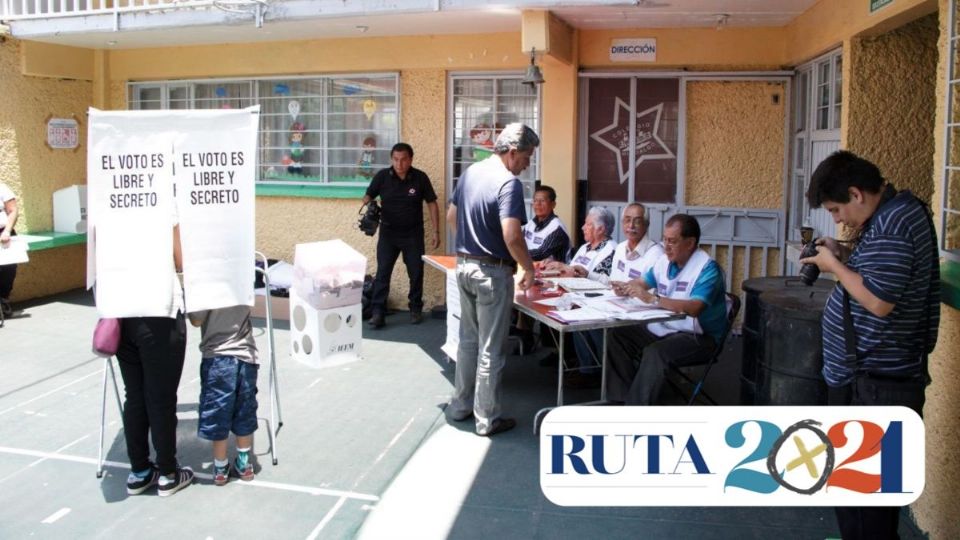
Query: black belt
457 253 517 269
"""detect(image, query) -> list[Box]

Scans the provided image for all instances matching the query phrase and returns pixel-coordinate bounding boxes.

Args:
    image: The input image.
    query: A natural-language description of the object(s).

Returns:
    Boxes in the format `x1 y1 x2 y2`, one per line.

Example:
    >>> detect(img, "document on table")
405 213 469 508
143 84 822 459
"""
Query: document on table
546 306 610 323
0 238 29 265
613 308 678 321
547 277 609 292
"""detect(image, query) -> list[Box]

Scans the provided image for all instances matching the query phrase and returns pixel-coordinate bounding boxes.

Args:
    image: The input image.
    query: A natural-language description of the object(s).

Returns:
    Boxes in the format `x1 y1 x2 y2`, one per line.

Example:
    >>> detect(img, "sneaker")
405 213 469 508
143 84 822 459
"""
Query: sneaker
368 312 385 329
232 458 254 482
213 463 230 486
126 466 160 495
410 311 423 325
157 467 194 497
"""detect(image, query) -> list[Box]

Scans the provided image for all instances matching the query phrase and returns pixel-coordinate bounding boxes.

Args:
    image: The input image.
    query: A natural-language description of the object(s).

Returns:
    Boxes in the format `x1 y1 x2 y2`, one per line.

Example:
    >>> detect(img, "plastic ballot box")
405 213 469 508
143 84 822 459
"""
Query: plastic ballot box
289 240 366 367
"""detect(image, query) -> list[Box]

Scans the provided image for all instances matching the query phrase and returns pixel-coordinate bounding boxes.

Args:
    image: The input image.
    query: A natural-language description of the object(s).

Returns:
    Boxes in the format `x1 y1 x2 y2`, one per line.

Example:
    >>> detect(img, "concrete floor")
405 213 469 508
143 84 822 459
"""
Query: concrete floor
0 291 927 539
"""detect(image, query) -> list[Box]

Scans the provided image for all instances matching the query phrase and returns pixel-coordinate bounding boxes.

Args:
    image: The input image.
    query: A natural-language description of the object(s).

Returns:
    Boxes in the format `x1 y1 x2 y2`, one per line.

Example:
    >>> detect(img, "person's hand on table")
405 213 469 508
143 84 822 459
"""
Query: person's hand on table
0 229 10 246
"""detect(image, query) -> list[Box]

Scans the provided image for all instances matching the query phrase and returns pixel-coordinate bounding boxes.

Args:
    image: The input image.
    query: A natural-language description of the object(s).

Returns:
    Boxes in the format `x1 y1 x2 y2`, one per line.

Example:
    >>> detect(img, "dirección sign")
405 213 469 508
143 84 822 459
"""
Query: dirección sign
609 38 657 62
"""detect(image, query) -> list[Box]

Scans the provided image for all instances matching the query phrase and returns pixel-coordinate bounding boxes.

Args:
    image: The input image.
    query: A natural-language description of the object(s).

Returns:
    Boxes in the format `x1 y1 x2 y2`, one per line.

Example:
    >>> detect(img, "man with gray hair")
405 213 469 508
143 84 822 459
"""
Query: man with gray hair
568 203 665 388
445 122 538 436
543 206 616 280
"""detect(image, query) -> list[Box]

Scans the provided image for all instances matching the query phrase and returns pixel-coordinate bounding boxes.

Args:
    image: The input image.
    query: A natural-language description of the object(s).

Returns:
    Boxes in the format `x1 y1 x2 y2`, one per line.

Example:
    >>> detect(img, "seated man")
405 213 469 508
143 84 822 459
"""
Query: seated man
568 203 664 388
543 206 615 279
604 214 728 405
523 185 570 263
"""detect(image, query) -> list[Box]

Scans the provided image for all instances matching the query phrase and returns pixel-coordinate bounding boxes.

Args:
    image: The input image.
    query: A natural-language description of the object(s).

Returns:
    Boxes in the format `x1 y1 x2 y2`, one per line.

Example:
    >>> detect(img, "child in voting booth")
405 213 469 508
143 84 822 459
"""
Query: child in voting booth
189 305 259 485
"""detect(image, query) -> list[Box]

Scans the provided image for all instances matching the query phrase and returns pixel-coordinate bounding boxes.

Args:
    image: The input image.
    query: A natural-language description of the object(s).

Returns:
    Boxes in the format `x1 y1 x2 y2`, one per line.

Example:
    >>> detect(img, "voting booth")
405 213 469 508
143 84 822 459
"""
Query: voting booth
53 184 87 233
290 239 365 367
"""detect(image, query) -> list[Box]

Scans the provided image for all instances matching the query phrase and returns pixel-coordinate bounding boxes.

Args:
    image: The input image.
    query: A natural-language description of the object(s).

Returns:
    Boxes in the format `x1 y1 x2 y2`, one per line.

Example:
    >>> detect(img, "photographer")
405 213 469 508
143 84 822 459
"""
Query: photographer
362 143 440 329
800 150 940 540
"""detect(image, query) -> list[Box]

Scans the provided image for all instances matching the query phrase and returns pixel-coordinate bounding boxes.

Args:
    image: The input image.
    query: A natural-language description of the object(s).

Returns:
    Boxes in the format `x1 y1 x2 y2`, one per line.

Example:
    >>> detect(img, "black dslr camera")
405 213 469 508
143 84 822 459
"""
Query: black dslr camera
798 239 821 286
358 200 381 236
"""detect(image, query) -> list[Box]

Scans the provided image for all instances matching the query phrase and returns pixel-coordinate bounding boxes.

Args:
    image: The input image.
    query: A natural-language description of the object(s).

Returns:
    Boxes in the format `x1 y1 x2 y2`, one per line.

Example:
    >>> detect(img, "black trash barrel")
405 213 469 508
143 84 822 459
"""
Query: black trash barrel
756 288 832 405
740 277 833 405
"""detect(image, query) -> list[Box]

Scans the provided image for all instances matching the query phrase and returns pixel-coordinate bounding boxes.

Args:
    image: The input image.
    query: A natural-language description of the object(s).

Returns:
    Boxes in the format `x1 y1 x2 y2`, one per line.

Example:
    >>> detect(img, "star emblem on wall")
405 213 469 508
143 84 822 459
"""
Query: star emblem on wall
590 98 676 184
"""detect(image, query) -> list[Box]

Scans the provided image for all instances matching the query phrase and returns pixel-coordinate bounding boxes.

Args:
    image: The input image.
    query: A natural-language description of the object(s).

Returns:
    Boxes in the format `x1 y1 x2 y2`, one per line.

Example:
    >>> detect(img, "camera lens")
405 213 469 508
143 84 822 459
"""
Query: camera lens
798 241 820 286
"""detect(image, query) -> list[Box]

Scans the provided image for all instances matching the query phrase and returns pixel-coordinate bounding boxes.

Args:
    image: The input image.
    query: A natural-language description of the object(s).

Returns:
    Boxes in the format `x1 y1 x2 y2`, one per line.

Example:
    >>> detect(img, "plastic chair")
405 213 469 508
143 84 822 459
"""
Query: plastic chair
668 292 740 405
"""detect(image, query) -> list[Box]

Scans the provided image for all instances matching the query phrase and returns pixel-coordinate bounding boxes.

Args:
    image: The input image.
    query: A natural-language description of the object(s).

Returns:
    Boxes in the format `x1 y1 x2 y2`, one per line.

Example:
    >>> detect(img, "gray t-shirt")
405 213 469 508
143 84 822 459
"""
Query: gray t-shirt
452 155 526 261
192 305 257 364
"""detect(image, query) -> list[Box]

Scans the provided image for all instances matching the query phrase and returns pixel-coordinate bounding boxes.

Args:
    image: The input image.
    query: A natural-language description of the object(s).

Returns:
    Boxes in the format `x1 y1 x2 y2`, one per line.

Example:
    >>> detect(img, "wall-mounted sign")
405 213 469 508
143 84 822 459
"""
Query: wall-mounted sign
870 0 893 13
46 117 79 150
609 39 657 63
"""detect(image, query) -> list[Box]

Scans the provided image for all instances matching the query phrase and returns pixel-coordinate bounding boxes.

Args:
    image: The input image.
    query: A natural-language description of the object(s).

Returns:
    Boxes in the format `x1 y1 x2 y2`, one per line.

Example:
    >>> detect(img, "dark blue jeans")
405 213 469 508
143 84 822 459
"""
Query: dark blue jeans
829 374 926 540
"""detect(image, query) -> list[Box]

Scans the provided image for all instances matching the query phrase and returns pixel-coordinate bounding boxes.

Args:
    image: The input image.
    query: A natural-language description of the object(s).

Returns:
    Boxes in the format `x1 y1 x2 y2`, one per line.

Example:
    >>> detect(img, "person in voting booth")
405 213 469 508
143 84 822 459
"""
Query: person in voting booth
445 122 538 437
189 305 259 486
566 203 665 389
604 214 728 405
542 206 616 280
118 224 193 497
523 185 571 264
799 150 939 540
0 181 19 317
363 142 440 329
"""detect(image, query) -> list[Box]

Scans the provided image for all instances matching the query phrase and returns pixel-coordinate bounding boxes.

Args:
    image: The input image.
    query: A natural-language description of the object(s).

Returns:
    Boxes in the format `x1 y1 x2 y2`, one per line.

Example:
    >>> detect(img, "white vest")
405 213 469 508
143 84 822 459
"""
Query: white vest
608 237 664 283
523 215 569 256
570 239 615 274
646 249 711 337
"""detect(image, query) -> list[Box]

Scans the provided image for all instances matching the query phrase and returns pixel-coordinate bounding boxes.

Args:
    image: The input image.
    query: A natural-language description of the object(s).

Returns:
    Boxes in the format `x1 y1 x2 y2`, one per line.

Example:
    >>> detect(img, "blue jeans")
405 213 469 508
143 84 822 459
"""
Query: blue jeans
448 261 515 435
573 330 602 375
198 356 259 441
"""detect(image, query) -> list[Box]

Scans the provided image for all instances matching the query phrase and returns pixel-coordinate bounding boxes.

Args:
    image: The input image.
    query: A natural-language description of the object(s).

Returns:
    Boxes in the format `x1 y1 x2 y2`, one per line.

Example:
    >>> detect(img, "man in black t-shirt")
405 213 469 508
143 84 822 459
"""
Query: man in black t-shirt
363 143 440 328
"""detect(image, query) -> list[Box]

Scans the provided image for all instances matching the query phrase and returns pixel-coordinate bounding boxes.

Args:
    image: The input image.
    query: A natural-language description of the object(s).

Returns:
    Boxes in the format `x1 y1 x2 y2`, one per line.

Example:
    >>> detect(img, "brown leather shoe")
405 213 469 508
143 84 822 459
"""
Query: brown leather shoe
368 313 385 329
410 311 423 325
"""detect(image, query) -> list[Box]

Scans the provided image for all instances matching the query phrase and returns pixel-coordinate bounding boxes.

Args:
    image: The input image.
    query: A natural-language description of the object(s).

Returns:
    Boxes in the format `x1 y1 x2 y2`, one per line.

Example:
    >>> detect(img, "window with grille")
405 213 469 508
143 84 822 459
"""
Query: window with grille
448 74 541 209
128 74 400 186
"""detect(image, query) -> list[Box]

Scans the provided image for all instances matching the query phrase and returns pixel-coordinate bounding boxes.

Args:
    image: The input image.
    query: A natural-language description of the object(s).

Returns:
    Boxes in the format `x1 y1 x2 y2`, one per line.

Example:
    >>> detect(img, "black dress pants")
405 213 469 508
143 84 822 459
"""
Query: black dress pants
371 230 425 315
829 374 926 540
116 314 187 475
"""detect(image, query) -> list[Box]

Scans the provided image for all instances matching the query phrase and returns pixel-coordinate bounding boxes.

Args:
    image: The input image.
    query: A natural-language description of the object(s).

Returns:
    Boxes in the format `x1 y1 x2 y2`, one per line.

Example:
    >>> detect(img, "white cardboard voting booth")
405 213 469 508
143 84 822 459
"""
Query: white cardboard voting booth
289 239 365 367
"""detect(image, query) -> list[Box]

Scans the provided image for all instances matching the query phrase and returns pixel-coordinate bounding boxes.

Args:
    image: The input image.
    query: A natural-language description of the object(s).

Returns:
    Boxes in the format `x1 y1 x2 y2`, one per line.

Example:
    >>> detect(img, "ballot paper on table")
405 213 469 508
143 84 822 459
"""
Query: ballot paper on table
547 277 610 292
545 306 610 323
0 238 29 265
613 308 678 321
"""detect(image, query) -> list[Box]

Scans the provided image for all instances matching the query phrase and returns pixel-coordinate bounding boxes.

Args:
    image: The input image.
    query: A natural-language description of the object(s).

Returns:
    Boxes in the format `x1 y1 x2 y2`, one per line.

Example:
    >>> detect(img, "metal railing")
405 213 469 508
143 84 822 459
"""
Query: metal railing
1 0 216 21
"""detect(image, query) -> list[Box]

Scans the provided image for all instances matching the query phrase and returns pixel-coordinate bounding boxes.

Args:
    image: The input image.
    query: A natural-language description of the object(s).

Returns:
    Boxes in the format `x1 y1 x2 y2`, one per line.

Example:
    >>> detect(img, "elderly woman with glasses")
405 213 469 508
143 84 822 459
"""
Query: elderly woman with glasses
542 206 616 280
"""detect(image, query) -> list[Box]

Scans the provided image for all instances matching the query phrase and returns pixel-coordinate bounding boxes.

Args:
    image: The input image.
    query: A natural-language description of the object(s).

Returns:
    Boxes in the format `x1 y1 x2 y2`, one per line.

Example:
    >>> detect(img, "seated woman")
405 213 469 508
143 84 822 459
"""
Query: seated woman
542 206 616 279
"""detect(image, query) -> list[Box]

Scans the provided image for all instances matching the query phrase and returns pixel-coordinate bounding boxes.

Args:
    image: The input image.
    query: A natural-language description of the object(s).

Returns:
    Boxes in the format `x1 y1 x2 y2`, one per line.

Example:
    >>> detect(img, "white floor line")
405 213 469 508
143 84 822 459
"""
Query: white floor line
40 507 71 524
0 370 104 416
0 433 90 484
350 409 420 489
0 446 380 502
305 495 347 540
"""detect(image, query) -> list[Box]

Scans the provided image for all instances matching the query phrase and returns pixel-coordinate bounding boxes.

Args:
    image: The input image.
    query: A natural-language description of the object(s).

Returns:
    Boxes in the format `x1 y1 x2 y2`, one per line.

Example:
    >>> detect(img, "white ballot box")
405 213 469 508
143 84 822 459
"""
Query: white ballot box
289 239 366 367
53 185 87 233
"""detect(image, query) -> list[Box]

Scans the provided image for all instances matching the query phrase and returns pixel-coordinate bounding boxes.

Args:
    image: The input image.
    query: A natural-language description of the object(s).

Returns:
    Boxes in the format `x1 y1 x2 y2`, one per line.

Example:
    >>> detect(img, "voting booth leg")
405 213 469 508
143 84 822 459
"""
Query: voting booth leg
256 252 283 466
97 357 123 479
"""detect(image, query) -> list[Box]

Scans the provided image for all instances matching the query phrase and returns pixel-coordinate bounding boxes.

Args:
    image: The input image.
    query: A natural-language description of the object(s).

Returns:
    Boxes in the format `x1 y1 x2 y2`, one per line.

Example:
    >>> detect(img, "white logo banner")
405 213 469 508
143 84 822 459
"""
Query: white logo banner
541 406 924 507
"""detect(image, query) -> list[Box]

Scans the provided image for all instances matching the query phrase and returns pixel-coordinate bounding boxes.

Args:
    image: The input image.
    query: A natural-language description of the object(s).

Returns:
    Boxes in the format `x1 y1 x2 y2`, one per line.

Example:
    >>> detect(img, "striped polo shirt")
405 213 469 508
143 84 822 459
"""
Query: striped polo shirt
821 189 940 387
